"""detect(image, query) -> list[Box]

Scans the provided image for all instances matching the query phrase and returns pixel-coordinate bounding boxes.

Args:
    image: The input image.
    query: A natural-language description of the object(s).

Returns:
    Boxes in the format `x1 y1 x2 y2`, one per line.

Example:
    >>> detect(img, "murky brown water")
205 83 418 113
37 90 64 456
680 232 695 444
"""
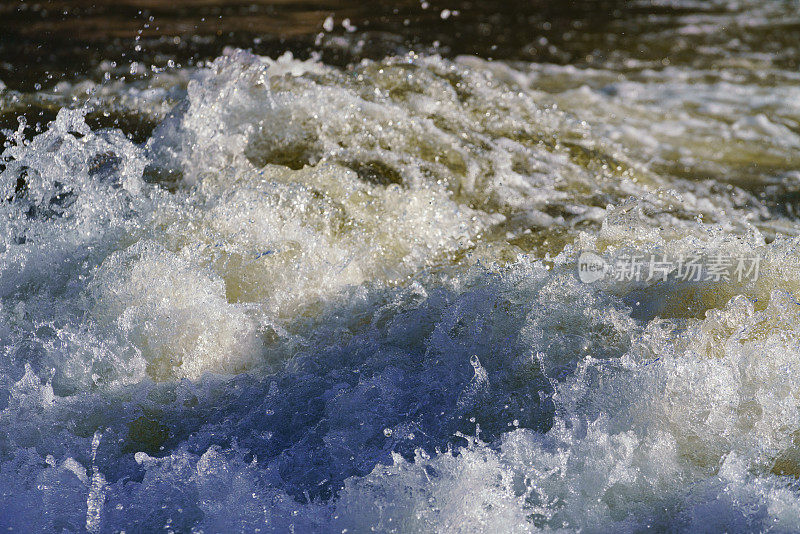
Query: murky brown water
7 0 793 89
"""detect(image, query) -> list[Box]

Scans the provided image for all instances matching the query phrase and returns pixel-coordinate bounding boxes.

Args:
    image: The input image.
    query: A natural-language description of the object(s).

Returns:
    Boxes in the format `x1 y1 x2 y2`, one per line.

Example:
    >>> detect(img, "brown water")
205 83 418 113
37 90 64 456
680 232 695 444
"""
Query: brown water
7 0 793 87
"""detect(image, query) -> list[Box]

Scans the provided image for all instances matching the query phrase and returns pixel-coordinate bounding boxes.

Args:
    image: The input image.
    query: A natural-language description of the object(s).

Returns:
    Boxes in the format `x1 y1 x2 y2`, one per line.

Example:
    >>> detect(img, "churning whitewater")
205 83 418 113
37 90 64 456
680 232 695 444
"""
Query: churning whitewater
3 1 800 530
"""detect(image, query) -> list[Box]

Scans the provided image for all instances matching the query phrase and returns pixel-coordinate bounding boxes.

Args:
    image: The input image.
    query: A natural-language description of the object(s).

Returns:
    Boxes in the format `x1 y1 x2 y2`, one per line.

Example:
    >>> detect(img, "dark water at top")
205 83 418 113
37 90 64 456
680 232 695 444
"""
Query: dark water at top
4 0 794 89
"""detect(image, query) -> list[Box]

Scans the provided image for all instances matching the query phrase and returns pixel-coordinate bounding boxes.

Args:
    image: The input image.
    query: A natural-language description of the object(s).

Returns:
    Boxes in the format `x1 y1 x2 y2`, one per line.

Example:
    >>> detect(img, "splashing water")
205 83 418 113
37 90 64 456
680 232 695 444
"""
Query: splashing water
3 0 800 531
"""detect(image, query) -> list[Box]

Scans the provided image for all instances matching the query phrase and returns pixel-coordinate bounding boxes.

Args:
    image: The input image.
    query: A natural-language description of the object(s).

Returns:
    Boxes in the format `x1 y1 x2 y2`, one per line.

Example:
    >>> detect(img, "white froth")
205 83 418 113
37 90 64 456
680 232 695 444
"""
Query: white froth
3 40 800 532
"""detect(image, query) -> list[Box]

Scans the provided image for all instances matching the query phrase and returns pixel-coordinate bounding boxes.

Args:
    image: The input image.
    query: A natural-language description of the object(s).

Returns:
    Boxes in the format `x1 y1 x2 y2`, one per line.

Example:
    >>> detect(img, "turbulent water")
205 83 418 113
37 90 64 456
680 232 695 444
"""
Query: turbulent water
3 0 800 531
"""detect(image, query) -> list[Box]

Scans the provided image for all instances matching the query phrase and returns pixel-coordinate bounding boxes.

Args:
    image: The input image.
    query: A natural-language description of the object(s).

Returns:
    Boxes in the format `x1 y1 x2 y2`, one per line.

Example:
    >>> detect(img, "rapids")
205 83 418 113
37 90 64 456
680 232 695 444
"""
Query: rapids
3 0 800 531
